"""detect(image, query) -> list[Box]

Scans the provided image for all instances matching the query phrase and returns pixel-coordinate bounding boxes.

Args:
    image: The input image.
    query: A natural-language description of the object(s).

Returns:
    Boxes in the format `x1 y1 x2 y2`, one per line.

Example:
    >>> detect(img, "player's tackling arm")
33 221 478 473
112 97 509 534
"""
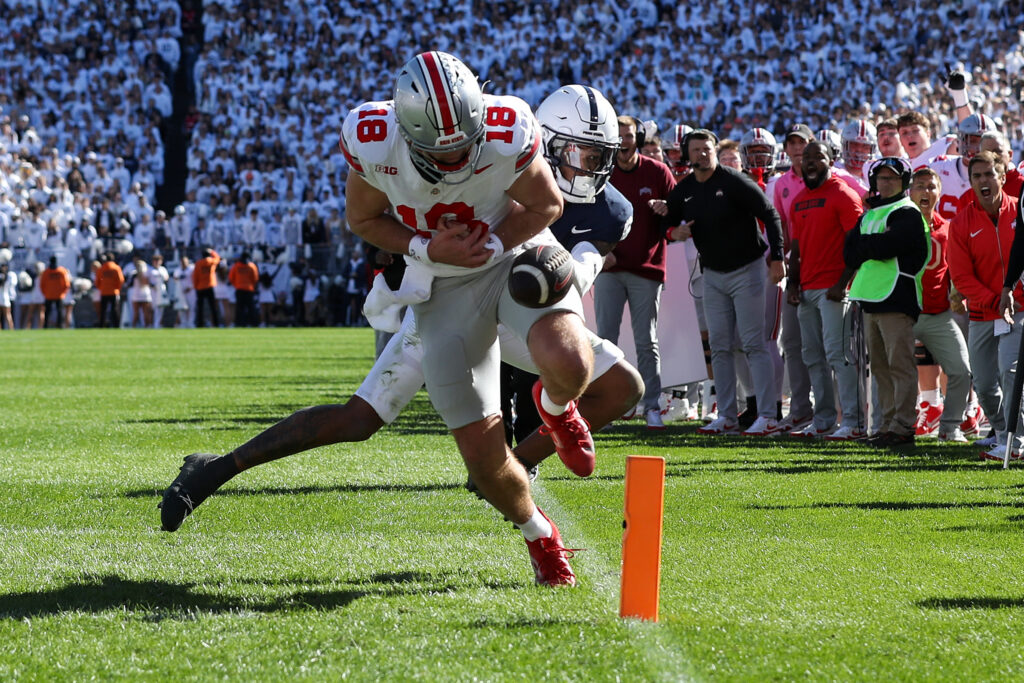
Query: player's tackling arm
491 154 564 250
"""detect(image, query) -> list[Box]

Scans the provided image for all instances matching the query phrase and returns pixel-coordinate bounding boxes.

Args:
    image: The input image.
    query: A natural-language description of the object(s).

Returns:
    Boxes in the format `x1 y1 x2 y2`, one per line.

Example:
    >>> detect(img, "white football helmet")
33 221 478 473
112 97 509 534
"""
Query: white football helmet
957 113 998 161
662 124 693 173
841 119 878 168
739 128 777 172
535 84 619 203
393 51 485 184
815 129 842 161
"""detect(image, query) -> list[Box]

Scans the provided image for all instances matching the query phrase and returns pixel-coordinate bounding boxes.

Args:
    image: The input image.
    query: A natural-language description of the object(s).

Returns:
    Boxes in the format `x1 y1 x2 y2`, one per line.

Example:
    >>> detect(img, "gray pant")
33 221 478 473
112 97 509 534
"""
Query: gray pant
594 271 662 411
913 310 972 432
798 289 863 429
703 259 776 420
967 315 1024 444
781 292 813 418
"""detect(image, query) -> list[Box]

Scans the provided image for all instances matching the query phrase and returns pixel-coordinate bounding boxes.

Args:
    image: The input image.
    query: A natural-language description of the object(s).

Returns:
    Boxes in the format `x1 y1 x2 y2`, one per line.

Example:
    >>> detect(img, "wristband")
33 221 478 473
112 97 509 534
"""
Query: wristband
484 233 504 263
407 235 434 265
949 87 969 108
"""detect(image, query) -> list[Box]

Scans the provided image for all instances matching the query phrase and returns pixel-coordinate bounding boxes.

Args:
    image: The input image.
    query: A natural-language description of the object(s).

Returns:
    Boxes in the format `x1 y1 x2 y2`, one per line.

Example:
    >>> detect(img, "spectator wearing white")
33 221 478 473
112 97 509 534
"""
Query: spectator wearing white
149 252 170 329
169 205 192 248
0 262 15 330
172 255 194 328
133 212 156 250
123 255 153 328
110 158 132 197
240 208 266 249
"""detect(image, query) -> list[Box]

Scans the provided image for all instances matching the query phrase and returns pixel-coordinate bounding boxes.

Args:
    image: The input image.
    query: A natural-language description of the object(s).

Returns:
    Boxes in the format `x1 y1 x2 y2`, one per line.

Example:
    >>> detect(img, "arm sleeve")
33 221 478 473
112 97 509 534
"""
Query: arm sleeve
1004 199 1024 288
662 182 687 233
843 217 865 269
735 172 784 260
856 207 923 262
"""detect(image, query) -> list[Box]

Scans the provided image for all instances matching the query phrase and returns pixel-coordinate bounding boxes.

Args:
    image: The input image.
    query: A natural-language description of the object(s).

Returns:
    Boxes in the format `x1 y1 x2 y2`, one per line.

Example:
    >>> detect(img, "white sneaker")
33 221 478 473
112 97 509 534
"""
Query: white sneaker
697 416 738 435
660 396 688 422
645 409 666 430
744 416 783 436
778 413 813 432
824 425 866 441
791 423 837 438
937 427 968 443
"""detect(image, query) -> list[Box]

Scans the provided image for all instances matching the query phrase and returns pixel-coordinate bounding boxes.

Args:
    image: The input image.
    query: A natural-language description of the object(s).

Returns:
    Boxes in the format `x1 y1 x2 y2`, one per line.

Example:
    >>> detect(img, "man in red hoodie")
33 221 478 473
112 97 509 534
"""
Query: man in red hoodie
949 151 1023 461
595 115 676 429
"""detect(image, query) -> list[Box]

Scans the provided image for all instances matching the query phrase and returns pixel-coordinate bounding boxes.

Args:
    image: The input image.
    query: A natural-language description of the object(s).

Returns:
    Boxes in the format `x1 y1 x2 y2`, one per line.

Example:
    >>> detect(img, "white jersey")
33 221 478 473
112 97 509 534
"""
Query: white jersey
833 167 868 198
340 94 541 278
929 155 970 220
907 136 952 171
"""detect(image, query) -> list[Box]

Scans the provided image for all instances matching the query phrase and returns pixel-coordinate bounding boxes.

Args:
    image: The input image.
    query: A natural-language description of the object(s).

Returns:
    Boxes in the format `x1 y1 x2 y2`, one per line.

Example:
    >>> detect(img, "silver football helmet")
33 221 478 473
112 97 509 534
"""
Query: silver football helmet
393 51 485 184
840 119 878 168
815 129 842 161
535 84 619 203
957 113 998 161
739 128 778 172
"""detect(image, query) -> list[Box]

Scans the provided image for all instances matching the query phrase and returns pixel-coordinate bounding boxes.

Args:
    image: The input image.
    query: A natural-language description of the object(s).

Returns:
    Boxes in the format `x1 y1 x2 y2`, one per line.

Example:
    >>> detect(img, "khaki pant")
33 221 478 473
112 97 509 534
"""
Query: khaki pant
865 311 917 436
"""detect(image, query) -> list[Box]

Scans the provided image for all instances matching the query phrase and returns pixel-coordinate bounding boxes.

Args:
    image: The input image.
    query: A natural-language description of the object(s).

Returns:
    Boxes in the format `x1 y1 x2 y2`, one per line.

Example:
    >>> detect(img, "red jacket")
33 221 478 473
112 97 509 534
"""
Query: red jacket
947 192 1022 321
920 212 952 315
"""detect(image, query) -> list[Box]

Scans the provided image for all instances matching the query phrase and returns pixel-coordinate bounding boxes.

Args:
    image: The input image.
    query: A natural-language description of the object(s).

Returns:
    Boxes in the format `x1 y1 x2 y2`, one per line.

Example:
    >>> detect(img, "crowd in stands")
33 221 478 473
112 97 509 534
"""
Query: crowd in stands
1 0 1023 336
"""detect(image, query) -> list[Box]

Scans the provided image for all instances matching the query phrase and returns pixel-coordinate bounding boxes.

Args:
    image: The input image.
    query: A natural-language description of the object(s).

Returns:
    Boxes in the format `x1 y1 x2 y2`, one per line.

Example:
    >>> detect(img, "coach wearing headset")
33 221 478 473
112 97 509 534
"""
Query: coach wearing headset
661 128 786 436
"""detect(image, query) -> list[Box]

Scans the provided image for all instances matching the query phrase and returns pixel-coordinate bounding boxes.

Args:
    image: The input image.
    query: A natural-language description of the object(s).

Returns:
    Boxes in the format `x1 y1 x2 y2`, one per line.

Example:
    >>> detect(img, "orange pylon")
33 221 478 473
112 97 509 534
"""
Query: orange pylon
620 455 665 621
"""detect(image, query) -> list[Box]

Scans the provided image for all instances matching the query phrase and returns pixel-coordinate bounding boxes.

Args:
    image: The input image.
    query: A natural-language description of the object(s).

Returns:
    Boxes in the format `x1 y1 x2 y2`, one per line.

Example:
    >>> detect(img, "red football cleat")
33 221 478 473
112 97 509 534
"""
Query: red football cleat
524 508 577 587
532 380 595 477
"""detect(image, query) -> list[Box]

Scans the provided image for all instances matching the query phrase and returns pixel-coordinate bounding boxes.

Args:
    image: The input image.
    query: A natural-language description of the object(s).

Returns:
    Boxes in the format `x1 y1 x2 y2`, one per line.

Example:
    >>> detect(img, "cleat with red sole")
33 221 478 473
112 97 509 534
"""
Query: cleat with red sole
533 380 594 477
524 508 577 587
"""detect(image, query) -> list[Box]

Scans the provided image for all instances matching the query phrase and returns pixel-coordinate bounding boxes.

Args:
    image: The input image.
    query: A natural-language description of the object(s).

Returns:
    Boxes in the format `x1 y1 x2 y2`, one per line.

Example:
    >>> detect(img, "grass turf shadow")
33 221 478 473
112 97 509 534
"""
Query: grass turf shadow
0 571 498 621
123 481 464 499
918 596 1024 610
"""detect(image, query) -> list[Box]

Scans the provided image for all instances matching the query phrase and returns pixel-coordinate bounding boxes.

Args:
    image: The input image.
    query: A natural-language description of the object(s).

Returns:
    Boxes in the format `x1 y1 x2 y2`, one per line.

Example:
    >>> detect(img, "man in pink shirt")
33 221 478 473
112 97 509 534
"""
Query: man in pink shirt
766 123 814 430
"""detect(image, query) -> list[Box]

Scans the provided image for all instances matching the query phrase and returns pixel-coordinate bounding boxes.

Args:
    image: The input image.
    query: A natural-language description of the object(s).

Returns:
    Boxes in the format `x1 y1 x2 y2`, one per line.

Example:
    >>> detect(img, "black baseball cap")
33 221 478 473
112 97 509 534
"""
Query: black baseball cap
785 124 813 142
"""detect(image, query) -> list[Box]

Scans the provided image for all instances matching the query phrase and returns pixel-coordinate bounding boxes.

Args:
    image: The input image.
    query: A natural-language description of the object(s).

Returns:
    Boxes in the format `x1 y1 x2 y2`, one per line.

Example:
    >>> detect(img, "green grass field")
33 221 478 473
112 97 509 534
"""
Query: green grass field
3 328 1024 681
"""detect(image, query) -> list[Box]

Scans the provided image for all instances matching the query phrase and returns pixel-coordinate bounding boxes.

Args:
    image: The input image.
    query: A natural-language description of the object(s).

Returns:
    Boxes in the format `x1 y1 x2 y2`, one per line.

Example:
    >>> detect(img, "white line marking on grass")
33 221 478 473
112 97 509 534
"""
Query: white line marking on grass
534 481 694 683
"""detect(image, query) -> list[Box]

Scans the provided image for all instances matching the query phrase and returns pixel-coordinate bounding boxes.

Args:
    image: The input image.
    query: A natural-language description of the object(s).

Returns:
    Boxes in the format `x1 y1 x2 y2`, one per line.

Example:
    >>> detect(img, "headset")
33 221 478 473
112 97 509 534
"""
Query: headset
681 128 720 164
866 156 912 194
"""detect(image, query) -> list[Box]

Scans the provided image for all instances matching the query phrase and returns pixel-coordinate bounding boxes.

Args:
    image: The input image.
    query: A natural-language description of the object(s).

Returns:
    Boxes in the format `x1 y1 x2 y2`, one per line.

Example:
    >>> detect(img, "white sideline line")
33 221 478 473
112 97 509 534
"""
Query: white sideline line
534 481 693 683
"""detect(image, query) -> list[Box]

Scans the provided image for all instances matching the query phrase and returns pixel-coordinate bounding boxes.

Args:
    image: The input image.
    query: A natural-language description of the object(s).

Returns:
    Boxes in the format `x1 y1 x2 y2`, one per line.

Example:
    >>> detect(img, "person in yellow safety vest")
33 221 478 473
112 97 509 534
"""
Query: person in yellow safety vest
843 157 930 449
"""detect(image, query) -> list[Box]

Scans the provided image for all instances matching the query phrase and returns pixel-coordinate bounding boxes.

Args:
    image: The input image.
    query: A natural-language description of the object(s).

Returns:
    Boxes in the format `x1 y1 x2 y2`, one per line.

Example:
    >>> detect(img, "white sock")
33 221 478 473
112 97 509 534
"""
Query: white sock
519 507 553 541
921 389 941 405
540 388 567 416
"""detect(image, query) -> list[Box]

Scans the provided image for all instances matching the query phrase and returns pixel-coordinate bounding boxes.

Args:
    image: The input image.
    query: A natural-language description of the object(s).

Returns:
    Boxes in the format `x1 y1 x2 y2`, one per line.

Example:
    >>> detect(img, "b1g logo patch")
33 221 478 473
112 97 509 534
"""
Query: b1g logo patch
375 165 398 175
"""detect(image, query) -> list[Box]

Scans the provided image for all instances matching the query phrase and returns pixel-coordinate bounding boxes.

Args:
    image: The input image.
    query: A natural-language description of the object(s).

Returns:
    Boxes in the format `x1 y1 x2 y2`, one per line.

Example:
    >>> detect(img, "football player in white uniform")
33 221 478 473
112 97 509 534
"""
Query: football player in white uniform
160 61 637 588
835 119 876 197
930 113 999 219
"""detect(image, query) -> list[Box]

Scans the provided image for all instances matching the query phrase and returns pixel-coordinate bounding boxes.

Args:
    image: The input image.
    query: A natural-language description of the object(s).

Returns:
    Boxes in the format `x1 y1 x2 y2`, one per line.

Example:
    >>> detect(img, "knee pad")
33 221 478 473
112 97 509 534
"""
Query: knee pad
914 341 936 366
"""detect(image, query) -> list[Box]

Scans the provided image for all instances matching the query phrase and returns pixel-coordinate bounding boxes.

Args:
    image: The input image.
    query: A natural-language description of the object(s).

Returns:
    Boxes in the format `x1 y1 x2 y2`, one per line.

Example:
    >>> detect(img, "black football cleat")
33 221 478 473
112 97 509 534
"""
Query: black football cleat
159 453 227 531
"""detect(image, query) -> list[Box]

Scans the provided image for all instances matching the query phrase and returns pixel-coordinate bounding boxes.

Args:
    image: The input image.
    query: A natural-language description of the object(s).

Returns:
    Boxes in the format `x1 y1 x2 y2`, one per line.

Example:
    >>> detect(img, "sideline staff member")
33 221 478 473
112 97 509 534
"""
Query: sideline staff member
661 128 786 437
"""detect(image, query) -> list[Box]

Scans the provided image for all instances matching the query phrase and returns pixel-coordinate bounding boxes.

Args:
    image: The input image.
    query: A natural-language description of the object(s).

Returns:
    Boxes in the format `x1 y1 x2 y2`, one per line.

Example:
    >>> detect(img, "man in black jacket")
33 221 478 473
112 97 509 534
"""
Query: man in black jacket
844 158 929 448
662 129 786 436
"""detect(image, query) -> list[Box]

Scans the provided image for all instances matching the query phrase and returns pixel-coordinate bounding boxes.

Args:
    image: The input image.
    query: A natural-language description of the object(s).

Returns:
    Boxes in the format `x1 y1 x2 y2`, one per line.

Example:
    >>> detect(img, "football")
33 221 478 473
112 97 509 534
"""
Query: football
507 244 575 308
